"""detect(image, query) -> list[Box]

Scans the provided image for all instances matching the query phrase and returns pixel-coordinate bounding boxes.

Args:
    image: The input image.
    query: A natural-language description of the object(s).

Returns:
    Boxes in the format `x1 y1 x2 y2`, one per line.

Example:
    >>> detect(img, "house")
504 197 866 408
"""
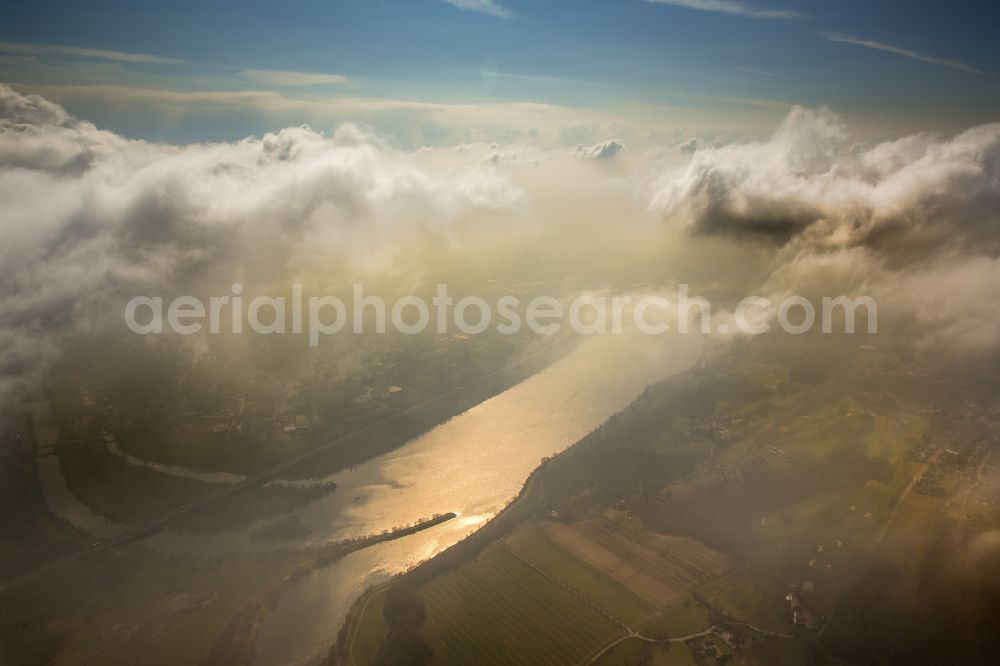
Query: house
786 591 819 630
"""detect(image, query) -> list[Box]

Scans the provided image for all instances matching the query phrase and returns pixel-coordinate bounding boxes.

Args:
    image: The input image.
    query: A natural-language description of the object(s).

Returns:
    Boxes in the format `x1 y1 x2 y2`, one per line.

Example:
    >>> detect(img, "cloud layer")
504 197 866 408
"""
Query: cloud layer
651 105 1000 353
3 85 1000 426
0 84 525 416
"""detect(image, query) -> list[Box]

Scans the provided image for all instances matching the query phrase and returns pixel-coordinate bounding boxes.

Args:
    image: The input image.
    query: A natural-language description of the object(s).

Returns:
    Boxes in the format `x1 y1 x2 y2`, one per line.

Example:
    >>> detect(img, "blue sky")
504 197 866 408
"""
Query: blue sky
2 0 997 144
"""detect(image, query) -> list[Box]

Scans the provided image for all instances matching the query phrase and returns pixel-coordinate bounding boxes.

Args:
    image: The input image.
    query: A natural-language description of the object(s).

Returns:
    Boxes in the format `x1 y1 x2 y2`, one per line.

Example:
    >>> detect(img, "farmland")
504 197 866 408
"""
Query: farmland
343 585 389 666
594 639 696 666
417 543 625 665
541 516 732 609
697 569 791 634
383 517 732 665
503 522 656 628
640 596 712 639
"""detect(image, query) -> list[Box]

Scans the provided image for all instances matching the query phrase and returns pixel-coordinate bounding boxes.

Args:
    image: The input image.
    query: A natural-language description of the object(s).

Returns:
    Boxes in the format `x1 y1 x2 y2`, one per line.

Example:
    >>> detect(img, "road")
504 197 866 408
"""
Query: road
878 447 944 543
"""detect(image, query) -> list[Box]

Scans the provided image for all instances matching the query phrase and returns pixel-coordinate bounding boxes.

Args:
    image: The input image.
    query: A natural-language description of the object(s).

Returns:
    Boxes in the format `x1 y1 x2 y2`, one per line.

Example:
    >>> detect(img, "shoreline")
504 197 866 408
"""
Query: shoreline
203 512 458 665
331 434 563 665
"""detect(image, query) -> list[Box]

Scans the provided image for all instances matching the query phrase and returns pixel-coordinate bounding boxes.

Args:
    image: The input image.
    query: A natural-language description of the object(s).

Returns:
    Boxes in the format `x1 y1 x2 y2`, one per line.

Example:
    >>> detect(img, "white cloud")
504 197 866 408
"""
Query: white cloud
441 0 512 19
823 32 989 76
239 68 348 86
651 105 1000 354
576 139 626 160
644 0 800 20
0 40 185 65
0 84 527 416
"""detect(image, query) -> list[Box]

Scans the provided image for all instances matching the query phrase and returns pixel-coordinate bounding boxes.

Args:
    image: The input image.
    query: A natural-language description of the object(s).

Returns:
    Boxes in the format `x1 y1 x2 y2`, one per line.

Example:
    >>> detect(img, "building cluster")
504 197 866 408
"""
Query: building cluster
785 590 819 630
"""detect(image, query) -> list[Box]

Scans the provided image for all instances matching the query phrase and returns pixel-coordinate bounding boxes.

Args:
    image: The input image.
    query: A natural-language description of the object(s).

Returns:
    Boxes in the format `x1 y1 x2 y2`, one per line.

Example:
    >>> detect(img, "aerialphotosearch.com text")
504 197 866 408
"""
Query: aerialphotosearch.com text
124 284 877 346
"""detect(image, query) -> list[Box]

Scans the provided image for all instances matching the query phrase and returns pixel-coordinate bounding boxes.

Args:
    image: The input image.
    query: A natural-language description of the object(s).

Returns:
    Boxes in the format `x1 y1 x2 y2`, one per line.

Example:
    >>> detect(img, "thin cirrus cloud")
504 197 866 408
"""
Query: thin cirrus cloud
441 0 512 19
644 0 801 20
823 32 989 76
239 68 348 86
0 40 185 65
737 65 785 78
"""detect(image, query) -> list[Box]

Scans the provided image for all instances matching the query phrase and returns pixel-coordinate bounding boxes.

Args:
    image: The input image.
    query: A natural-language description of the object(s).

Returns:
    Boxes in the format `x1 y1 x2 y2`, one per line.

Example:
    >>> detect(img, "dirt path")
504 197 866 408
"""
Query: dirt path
878 447 943 543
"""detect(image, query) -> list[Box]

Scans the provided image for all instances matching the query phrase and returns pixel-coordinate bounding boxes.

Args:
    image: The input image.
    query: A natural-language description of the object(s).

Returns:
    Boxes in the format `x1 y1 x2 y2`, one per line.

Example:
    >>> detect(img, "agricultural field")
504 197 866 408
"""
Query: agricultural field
593 639 696 666
503 522 656 628
697 569 791 634
541 517 732 609
417 543 625 665
342 585 389 666
402 517 736 665
640 596 712 639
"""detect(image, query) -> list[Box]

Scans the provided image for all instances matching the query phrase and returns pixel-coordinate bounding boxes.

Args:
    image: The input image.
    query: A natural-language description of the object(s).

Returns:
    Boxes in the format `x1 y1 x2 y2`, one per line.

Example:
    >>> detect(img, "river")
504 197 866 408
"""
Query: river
253 328 703 665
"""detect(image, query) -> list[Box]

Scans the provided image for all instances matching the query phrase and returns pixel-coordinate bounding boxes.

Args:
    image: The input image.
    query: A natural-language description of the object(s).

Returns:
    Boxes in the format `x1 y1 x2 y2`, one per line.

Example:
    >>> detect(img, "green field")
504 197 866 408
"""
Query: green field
697 569 789 633
418 543 624 665
347 586 389 666
594 639 697 666
117 426 237 473
640 596 711 639
503 523 656 628
60 441 214 524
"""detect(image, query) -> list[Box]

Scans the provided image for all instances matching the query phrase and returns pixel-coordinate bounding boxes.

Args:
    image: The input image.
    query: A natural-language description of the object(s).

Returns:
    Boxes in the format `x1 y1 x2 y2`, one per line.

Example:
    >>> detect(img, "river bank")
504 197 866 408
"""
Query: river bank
203 512 458 665
332 458 551 665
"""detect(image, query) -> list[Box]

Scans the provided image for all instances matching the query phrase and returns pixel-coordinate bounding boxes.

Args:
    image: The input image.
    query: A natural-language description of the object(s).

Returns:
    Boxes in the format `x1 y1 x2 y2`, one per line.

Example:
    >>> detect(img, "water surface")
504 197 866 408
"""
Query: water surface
255 330 703 665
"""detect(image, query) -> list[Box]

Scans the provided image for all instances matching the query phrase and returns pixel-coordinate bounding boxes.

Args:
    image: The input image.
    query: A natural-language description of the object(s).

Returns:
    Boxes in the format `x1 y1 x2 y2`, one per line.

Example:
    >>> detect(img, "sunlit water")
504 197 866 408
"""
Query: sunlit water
254 330 703 665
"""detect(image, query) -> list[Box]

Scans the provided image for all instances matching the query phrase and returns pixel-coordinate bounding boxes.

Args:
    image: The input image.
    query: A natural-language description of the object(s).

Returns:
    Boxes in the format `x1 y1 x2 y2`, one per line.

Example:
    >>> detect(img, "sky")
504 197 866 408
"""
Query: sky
1 1 998 145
